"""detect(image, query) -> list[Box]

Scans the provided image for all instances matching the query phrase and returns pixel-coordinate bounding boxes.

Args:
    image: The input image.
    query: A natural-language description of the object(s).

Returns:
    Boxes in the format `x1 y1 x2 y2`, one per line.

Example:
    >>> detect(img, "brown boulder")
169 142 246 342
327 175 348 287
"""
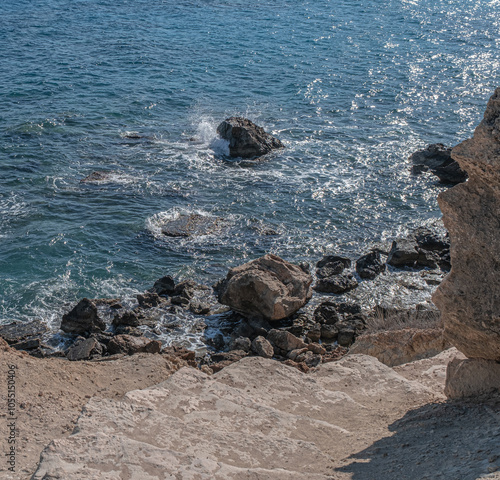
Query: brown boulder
433 88 500 361
107 335 161 355
218 254 312 320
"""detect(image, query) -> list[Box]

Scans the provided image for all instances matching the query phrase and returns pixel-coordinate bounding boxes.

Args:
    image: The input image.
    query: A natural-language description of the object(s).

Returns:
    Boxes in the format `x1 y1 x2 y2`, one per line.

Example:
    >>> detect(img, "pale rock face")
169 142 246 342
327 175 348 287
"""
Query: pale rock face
433 88 500 361
218 254 313 320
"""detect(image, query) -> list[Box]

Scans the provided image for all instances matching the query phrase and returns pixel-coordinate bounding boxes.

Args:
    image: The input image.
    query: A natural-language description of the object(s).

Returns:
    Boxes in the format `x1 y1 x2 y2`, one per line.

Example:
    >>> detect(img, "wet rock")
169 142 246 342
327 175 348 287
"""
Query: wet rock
305 323 321 343
216 117 284 159
151 276 176 296
107 335 161 355
314 272 358 294
356 251 385 280
173 280 203 299
161 214 224 237
315 255 351 278
113 325 144 336
433 88 500 361
414 227 450 252
12 338 41 351
320 324 338 340
267 329 306 354
337 329 356 347
66 337 103 361
218 254 312 321
171 295 190 307
314 302 340 325
386 238 439 269
61 298 106 335
206 334 226 351
251 336 274 359
189 300 211 315
0 320 48 344
410 143 468 184
137 292 167 309
112 310 157 328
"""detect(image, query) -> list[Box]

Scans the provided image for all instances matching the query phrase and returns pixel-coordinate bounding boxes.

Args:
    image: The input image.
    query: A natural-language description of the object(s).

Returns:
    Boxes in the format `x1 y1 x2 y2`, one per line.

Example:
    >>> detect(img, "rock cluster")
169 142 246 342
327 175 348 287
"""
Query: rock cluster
216 117 285 158
433 88 500 397
410 143 468 184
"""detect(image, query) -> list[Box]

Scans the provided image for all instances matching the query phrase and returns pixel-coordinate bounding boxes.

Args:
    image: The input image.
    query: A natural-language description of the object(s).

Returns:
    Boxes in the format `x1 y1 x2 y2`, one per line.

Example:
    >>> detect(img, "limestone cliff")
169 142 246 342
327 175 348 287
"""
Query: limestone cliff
433 88 500 361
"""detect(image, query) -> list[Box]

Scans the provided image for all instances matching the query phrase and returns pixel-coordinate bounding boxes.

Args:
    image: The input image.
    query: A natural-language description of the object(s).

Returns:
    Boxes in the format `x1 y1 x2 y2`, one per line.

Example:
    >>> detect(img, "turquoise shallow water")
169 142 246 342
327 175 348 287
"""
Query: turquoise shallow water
1 0 499 329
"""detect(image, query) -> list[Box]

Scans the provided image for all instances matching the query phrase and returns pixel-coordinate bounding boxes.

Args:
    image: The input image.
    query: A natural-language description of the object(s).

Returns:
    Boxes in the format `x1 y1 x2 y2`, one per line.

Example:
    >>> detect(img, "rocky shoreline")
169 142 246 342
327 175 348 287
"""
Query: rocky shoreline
0 222 451 374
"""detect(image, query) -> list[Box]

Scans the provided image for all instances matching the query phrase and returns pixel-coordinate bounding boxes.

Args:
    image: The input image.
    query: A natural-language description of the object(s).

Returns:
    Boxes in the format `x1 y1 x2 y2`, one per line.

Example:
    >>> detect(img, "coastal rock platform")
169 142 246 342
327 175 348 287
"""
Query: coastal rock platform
32 350 500 480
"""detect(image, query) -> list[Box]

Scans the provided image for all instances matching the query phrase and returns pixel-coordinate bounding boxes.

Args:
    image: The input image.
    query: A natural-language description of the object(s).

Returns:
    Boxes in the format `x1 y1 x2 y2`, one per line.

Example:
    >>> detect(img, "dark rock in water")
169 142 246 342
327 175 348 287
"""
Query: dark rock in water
266 329 306 354
173 279 202 299
161 214 224 237
80 171 113 183
316 255 351 270
66 337 103 361
112 310 157 328
0 320 48 344
305 323 321 343
61 299 105 335
12 338 41 351
107 335 162 355
189 300 211 315
314 272 358 294
137 292 167 309
216 117 285 159
151 276 176 296
314 302 340 325
206 334 226 351
356 251 386 280
113 325 144 336
171 295 190 307
124 133 143 139
386 238 439 269
337 329 356 347
230 336 252 352
320 324 339 340
414 227 450 252
409 143 468 184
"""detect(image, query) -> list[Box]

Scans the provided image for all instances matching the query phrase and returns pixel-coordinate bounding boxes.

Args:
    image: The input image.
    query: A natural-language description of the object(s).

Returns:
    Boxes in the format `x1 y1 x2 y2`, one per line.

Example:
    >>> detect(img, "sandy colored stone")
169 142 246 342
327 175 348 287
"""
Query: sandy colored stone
218 254 313 320
433 88 500 361
350 328 451 367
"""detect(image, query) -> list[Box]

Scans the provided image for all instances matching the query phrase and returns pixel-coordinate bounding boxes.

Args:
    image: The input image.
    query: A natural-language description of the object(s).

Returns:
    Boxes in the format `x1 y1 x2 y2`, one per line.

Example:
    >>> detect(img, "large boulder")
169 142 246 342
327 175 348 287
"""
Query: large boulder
217 254 312 321
433 88 500 362
216 117 284 158
410 143 468 184
161 214 224 237
61 298 106 335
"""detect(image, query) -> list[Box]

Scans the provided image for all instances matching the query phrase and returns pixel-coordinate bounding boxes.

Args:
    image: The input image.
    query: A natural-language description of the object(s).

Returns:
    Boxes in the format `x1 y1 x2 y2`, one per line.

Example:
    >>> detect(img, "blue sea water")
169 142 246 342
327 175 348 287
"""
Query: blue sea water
1 0 499 333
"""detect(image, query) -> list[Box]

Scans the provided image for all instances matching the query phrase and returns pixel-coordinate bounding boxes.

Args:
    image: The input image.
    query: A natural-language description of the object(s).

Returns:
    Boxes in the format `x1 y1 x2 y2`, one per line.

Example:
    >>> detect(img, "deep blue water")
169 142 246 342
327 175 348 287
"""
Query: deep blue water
1 0 499 331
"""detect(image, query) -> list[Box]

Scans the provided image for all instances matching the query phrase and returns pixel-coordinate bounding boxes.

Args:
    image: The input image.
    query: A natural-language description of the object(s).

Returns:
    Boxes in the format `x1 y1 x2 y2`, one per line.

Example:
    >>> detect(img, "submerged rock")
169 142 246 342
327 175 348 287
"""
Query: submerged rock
410 143 468 184
61 299 105 335
161 214 224 237
216 117 284 158
218 254 313 321
314 272 358 294
433 88 500 362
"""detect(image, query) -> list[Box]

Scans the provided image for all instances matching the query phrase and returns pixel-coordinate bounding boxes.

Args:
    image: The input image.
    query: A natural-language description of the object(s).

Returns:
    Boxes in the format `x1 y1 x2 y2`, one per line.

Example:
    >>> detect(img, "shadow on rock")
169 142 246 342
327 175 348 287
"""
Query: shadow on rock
338 399 500 480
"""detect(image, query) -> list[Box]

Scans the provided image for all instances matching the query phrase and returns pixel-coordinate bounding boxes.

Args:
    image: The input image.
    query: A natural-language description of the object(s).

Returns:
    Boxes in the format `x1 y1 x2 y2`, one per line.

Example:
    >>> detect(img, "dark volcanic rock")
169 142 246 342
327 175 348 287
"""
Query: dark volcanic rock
61 299 105 335
386 238 439 269
112 310 157 328
314 272 358 294
314 303 340 325
316 255 351 271
0 320 48 344
161 214 224 237
151 276 176 296
414 227 450 252
216 117 285 159
356 251 385 279
137 292 167 309
410 143 468 184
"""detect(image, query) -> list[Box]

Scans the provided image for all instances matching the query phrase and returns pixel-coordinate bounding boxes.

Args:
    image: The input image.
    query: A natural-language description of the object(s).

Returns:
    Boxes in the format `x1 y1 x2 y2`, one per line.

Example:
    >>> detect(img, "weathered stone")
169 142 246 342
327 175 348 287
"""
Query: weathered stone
0 320 48 344
66 337 103 361
287 347 308 361
409 143 468 184
315 255 351 278
137 292 167 308
171 295 190 307
337 329 356 347
433 88 500 361
295 350 322 367
107 335 161 355
307 343 327 355
251 336 274 359
161 214 224 237
314 302 340 325
266 329 306 353
61 299 105 335
320 324 339 340
356 251 385 279
112 311 156 328
305 323 321 343
216 117 284 158
218 254 313 321
314 272 358 294
444 358 500 399
350 328 450 367
189 300 211 315
210 350 248 364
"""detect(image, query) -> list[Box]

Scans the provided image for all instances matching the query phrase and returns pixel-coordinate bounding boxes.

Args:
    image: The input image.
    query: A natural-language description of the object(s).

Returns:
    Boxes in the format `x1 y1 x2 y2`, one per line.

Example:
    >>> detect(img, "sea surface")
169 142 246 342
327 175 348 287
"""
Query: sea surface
1 0 499 341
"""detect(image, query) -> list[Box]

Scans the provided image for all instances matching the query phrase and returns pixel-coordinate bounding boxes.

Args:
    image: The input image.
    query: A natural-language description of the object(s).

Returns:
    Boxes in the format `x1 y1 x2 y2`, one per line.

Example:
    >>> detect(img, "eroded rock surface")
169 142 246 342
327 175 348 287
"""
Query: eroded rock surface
218 254 313 320
433 88 500 362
